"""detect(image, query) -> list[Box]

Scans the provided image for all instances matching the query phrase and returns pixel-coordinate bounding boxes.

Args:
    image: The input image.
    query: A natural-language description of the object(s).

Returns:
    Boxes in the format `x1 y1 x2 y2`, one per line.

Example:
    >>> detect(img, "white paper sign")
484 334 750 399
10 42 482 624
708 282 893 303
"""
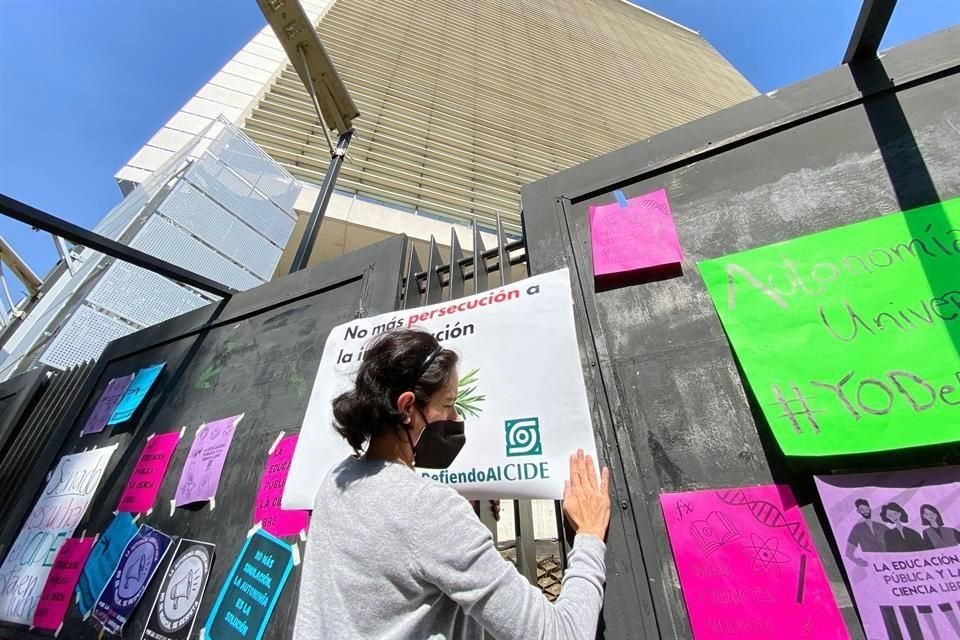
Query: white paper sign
0 444 117 625
283 268 597 508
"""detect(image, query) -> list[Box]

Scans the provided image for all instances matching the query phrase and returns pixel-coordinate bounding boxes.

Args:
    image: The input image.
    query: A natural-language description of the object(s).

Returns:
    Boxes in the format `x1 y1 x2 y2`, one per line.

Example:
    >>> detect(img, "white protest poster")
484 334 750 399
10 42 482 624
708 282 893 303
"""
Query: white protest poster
0 444 118 625
284 267 597 508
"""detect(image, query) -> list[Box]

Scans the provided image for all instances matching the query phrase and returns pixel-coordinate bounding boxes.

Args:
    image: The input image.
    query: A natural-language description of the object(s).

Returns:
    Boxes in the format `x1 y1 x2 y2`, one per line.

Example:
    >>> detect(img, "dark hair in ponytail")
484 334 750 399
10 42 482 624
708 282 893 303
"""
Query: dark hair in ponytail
332 329 458 453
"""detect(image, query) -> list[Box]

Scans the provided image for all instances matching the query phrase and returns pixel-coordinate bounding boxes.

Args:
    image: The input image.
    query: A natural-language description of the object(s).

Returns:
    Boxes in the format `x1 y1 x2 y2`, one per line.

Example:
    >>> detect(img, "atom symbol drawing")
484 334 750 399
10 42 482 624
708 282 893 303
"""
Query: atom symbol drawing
742 533 790 576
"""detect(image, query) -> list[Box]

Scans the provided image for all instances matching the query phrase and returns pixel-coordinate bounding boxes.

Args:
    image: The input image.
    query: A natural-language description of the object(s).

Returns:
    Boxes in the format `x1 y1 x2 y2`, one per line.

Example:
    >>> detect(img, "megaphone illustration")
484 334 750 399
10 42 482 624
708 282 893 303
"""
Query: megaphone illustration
169 570 195 610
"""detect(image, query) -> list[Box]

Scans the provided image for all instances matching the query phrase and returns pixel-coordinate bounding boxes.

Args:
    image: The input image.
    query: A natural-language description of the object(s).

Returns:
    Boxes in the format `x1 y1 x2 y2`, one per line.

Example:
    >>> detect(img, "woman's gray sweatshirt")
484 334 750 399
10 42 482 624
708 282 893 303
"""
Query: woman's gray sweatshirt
292 456 606 640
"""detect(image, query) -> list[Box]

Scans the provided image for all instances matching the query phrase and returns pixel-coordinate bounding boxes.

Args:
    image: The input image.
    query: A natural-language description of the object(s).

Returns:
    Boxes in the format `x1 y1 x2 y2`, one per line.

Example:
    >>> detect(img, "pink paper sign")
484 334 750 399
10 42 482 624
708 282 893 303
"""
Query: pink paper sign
660 485 848 639
117 430 181 514
32 536 95 631
81 374 134 436
174 415 241 507
253 434 311 537
589 188 683 277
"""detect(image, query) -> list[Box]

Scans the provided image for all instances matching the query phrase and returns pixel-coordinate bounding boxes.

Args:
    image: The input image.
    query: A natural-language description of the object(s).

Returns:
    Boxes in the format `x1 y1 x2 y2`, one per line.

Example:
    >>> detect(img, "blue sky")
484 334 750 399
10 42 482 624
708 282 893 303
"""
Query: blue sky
1 0 958 294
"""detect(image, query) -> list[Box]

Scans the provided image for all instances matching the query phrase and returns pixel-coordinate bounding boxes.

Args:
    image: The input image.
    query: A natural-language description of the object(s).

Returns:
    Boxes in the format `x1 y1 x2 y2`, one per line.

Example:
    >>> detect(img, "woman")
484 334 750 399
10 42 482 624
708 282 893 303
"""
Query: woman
880 502 925 552
293 329 610 640
920 504 960 549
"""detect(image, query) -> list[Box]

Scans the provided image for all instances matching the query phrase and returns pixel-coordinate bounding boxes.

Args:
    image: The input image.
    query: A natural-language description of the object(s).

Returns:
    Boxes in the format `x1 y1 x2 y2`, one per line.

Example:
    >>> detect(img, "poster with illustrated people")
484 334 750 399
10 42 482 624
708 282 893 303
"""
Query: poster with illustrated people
660 485 848 639
816 467 960 639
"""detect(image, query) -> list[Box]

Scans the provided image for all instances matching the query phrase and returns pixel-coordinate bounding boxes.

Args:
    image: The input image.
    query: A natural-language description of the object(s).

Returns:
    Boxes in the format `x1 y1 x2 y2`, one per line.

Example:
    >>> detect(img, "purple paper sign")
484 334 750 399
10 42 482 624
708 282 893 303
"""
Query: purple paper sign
816 467 960 639
82 374 135 436
174 415 242 507
253 434 311 537
92 524 172 635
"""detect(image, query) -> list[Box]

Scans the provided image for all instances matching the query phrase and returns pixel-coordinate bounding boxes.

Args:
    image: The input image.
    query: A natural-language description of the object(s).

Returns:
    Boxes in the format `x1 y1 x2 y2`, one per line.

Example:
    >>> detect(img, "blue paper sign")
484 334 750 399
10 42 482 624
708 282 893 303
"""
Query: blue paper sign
76 513 139 616
108 363 165 425
92 523 172 635
203 529 294 640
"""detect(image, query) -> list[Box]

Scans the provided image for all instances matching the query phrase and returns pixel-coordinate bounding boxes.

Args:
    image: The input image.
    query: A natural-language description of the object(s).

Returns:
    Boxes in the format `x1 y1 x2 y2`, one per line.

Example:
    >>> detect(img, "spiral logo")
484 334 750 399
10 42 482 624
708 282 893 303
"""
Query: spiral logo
505 417 542 457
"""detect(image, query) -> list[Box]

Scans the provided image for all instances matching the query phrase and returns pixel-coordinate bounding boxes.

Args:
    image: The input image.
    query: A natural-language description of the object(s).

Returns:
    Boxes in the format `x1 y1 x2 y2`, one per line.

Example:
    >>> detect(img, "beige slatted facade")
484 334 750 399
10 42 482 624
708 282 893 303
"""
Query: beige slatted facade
243 0 757 234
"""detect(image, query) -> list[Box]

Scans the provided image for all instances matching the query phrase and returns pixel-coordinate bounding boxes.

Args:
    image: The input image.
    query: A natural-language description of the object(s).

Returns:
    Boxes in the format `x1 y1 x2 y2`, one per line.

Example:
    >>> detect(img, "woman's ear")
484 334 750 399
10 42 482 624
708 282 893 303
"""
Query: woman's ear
396 391 416 423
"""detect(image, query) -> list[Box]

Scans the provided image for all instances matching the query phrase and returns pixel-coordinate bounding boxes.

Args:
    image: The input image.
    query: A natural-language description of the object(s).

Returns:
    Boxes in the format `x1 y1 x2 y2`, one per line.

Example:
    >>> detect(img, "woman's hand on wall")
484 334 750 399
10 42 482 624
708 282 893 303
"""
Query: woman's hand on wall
562 449 610 540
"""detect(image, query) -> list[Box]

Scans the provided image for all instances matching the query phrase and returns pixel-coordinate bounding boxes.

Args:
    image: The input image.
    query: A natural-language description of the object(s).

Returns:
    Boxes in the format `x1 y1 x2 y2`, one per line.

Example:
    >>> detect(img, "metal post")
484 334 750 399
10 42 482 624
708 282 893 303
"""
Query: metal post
288 128 354 273
53 235 78 275
0 266 9 328
0 194 237 299
843 0 897 64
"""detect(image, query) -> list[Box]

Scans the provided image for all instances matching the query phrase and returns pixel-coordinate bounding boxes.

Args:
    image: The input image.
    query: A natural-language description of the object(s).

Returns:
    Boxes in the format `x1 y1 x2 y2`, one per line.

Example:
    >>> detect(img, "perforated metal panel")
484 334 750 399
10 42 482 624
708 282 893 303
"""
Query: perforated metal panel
158 181 281 279
186 155 296 247
129 216 263 291
87 261 210 328
207 127 300 212
38 305 133 369
6 119 300 375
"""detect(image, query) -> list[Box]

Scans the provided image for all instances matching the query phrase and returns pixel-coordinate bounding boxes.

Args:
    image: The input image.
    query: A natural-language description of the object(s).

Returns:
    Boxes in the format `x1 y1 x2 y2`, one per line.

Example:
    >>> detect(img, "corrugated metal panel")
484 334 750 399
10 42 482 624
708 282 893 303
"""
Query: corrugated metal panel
129 215 264 291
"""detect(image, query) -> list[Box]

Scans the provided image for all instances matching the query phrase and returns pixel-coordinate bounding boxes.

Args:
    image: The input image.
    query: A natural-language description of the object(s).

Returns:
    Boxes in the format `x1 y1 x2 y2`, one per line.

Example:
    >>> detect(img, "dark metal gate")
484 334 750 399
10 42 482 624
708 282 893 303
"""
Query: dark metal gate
521 26 960 640
0 237 406 639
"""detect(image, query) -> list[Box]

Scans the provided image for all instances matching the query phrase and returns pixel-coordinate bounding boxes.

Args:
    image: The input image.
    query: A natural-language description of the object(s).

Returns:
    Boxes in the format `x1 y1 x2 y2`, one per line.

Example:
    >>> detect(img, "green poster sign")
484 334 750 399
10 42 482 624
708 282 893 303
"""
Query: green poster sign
699 198 960 456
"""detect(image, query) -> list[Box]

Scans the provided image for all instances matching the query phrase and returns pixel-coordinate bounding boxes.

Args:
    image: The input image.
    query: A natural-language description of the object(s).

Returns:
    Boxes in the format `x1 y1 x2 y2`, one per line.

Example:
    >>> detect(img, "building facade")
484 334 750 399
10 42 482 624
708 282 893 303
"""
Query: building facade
0 120 300 378
116 0 756 271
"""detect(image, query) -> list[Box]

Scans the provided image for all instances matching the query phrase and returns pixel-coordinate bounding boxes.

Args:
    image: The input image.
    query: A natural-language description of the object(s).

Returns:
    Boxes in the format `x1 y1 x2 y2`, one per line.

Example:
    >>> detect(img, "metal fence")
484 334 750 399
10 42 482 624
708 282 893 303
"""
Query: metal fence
0 361 96 556
400 212 568 588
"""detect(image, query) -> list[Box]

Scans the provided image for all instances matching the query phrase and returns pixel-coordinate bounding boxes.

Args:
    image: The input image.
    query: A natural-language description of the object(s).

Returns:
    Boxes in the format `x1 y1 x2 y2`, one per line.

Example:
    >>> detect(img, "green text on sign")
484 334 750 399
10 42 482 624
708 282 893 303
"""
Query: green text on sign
699 198 960 456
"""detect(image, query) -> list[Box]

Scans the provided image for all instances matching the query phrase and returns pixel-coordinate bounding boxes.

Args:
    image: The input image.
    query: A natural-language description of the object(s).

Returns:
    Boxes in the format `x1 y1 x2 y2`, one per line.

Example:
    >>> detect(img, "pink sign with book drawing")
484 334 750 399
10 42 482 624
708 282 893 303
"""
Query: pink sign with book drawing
660 485 848 639
589 188 683 278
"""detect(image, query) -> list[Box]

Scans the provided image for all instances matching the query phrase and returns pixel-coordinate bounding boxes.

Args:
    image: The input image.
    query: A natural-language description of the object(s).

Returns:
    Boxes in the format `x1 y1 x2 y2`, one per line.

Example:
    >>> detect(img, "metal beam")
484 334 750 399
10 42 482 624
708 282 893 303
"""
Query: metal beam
0 234 41 294
843 0 897 64
0 193 238 298
288 129 354 273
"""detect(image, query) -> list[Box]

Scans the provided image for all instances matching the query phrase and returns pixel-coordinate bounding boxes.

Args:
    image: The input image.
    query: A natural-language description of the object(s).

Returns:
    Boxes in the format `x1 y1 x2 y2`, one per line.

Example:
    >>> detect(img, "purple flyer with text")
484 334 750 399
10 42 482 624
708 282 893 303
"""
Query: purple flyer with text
816 466 960 639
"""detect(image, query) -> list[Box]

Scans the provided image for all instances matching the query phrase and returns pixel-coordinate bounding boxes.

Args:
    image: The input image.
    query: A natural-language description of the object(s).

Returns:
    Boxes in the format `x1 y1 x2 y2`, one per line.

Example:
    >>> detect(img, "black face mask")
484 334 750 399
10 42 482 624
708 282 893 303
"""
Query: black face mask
407 411 466 469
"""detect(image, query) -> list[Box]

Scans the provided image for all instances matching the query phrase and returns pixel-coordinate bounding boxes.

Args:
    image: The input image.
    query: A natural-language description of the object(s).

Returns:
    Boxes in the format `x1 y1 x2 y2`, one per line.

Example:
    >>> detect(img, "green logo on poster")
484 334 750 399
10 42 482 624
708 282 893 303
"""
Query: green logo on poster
505 417 542 457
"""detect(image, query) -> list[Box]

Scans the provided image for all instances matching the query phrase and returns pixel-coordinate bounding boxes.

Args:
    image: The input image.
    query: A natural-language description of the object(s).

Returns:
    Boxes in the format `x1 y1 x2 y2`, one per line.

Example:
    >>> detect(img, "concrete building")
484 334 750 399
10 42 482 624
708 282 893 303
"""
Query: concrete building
115 0 757 271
